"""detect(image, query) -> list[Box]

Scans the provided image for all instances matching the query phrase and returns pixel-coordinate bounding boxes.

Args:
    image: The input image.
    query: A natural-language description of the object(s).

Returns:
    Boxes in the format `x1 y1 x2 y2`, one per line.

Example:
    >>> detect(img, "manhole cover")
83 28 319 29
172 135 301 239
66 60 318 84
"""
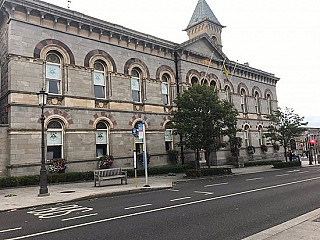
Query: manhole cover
60 190 75 194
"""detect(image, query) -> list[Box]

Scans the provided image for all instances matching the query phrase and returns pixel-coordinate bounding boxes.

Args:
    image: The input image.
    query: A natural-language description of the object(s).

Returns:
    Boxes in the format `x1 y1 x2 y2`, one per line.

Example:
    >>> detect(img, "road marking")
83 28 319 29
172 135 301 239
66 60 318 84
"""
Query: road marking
204 182 228 187
287 170 300 173
27 205 93 219
299 171 309 174
276 174 289 177
0 227 22 233
124 204 152 210
61 213 98 222
194 191 214 195
170 197 191 202
166 189 180 192
7 176 320 240
246 177 263 181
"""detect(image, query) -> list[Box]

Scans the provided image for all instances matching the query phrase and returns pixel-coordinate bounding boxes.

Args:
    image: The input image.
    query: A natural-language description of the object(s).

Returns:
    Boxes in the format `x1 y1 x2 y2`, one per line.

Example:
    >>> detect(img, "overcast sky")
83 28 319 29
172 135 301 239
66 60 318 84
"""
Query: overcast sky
43 0 320 128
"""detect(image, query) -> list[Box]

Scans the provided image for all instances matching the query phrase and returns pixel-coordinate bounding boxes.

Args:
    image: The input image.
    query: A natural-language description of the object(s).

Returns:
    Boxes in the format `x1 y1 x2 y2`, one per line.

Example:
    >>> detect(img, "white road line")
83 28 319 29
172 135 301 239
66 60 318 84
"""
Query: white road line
204 182 228 187
194 191 214 195
170 197 191 202
0 227 22 233
246 177 263 181
276 174 289 177
124 204 152 210
299 171 309 174
287 170 300 173
6 176 320 240
166 189 180 192
61 213 98 222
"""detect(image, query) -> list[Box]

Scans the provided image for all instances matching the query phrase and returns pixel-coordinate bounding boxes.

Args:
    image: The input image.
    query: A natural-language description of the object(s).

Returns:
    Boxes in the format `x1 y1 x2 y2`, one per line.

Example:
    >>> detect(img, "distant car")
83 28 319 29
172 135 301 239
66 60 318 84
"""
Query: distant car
292 155 300 162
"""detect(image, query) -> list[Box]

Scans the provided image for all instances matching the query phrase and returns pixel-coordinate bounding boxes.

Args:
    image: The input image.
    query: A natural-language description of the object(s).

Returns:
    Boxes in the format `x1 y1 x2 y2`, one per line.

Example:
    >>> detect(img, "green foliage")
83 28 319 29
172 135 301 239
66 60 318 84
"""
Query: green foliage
185 168 232 177
168 150 180 163
273 161 301 168
265 107 307 161
244 160 282 167
273 143 280 151
171 85 238 166
98 155 114 169
229 136 242 157
260 144 268 152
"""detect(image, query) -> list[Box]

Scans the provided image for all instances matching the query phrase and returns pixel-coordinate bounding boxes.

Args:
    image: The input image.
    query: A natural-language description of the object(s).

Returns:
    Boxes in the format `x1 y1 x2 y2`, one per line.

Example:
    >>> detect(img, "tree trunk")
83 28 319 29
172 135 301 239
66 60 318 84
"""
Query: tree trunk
205 151 211 169
196 149 200 169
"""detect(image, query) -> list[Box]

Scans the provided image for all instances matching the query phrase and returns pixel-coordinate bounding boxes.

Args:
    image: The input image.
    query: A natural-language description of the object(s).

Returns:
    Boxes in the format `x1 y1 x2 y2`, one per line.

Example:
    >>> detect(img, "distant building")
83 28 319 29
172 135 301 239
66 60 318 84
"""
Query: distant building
0 0 281 176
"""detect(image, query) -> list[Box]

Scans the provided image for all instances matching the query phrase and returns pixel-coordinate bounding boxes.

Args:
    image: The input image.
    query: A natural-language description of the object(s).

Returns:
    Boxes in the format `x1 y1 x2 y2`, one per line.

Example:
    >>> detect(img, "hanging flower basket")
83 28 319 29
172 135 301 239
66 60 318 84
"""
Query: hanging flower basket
98 155 114 169
247 146 255 155
260 145 268 152
48 158 67 173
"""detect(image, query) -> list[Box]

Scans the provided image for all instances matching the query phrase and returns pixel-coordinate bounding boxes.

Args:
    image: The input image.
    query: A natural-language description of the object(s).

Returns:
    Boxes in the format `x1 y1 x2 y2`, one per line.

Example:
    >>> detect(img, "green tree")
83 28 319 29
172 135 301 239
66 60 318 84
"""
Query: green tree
171 84 238 168
265 107 307 162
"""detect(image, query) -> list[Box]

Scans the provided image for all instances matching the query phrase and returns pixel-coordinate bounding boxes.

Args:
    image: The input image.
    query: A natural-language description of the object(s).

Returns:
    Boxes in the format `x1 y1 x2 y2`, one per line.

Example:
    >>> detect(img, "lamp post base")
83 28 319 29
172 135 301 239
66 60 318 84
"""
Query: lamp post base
38 192 50 197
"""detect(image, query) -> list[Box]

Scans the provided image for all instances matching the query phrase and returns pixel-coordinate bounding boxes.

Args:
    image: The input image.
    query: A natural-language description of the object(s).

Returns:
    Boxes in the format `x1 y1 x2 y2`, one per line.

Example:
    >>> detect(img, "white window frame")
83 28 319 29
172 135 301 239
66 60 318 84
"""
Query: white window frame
161 74 170 105
240 89 247 113
243 125 250 147
96 122 109 158
267 95 272 114
131 69 141 103
93 61 106 99
46 121 63 160
45 52 62 95
164 128 173 151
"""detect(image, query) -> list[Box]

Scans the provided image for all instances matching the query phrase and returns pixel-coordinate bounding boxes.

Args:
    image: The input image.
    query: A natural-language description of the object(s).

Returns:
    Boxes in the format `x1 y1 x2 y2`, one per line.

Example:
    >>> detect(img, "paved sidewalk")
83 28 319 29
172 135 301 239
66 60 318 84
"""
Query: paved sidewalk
1 162 320 239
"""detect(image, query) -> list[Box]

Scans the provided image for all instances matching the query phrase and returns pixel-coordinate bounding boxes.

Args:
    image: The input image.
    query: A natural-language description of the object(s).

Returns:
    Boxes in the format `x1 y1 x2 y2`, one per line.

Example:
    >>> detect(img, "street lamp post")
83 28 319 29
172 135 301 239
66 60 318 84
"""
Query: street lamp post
37 89 49 197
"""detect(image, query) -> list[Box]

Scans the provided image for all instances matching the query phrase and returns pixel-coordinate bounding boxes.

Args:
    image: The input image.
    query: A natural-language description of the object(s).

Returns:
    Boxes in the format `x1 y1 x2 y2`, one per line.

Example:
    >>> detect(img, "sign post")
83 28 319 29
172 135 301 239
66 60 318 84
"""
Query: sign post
132 128 138 188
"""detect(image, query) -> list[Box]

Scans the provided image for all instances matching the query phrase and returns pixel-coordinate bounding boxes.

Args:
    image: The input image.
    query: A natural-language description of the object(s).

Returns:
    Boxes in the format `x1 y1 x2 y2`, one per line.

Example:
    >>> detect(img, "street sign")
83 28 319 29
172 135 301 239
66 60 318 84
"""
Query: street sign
132 128 137 136
138 123 143 131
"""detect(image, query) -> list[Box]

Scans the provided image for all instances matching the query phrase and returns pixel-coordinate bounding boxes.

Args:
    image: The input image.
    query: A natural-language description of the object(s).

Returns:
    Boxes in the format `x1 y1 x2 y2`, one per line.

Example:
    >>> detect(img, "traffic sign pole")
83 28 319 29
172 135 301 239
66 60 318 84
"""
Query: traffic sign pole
143 120 149 187
132 128 138 188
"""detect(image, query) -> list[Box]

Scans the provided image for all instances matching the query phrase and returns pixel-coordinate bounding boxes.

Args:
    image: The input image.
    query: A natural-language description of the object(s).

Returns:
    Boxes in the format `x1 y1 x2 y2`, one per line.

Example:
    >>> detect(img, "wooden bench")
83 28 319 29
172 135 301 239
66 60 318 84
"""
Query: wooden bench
94 168 127 187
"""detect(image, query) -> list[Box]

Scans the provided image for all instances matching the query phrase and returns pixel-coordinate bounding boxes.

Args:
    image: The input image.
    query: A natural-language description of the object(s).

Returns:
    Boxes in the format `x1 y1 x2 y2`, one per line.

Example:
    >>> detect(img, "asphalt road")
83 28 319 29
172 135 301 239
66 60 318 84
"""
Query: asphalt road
2 166 320 240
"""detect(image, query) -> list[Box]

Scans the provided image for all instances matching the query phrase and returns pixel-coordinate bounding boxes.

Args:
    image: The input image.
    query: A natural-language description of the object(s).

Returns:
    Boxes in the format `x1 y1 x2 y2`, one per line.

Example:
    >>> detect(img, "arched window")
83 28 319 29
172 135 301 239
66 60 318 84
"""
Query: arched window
93 60 106 99
96 121 109 157
46 52 62 94
240 89 247 113
225 85 232 102
258 125 263 146
267 94 272 114
131 68 142 102
46 120 63 160
164 122 173 151
191 76 198 86
243 125 250 147
201 79 208 86
254 92 261 114
210 80 216 89
161 73 170 105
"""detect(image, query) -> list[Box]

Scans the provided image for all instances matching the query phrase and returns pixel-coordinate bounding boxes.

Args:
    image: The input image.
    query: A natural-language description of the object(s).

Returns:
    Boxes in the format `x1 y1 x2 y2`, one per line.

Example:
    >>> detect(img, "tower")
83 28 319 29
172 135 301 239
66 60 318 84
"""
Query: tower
185 0 224 49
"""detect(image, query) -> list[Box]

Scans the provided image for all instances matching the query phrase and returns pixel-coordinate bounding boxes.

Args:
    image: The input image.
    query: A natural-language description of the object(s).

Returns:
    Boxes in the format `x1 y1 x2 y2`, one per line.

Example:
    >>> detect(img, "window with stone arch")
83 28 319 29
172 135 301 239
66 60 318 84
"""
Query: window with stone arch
161 73 170 105
164 121 174 152
191 76 199 86
243 125 250 147
46 119 64 160
96 121 109 158
93 60 107 99
266 94 272 114
210 80 217 90
46 51 63 94
225 85 232 102
240 88 247 113
254 91 261 114
257 125 264 146
201 78 209 86
131 67 142 103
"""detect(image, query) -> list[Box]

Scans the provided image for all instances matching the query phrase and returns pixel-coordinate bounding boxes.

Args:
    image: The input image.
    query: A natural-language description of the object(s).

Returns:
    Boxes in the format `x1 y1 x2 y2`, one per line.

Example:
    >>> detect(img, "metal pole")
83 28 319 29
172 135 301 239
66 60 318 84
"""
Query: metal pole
143 122 149 187
133 136 137 188
39 105 49 196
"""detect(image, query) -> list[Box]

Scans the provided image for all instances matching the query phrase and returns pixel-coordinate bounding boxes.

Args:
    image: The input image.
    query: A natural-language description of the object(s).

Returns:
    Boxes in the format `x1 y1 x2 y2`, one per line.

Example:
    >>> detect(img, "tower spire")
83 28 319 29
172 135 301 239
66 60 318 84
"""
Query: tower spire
185 0 224 49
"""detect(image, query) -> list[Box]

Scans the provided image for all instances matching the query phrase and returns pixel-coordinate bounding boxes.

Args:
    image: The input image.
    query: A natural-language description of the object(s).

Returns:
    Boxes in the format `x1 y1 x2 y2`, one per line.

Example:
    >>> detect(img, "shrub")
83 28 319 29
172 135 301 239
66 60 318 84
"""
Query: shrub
244 160 282 167
273 161 301 168
98 155 114 169
273 144 280 151
126 165 193 177
185 168 232 177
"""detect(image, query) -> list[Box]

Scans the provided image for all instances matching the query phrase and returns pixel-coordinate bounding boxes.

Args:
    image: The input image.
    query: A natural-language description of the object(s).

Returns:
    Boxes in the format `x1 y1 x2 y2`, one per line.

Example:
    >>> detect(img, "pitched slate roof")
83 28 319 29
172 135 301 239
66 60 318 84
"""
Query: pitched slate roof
187 0 222 29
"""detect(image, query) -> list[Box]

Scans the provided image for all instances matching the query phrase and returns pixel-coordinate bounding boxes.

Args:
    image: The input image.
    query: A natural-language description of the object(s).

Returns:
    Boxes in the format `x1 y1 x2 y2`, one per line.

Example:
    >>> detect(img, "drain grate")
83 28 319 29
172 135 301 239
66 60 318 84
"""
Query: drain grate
60 190 75 194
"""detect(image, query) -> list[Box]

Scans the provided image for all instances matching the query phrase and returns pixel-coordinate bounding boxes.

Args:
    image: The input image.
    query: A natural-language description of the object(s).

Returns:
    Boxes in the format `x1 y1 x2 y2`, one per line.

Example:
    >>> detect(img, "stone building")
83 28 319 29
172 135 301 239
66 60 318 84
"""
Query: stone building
0 0 281 177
